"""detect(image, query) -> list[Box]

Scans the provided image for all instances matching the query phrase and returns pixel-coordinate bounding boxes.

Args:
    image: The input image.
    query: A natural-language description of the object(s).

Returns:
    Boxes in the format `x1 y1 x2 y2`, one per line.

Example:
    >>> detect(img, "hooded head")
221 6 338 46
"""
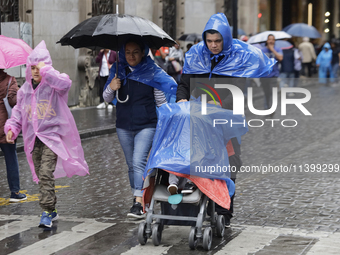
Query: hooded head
202 13 233 55
323 42 331 50
25 40 52 83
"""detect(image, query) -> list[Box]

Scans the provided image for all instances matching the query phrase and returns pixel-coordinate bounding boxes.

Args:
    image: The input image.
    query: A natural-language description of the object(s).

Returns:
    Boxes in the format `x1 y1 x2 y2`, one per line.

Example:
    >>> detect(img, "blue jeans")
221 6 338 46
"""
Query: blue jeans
280 72 295 88
0 143 20 193
116 128 156 197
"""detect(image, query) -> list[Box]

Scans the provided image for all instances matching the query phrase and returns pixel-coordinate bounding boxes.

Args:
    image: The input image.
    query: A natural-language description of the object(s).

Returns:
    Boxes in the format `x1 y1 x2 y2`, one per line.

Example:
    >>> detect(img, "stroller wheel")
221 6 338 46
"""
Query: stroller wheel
138 222 148 245
188 226 198 250
152 223 162 246
202 227 213 251
216 215 225 237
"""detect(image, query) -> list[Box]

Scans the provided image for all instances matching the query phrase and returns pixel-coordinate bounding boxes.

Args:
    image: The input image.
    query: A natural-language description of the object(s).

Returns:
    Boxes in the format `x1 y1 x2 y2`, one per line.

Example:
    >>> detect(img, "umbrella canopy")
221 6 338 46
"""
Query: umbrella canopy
282 23 321 39
230 26 246 36
247 31 292 44
0 35 32 69
253 40 293 51
57 14 176 50
178 33 202 42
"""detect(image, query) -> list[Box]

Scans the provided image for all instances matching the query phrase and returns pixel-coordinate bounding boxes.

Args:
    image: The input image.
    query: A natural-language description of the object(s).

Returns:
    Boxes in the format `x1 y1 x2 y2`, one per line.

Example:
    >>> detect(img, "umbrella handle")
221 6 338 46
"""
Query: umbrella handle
116 90 129 103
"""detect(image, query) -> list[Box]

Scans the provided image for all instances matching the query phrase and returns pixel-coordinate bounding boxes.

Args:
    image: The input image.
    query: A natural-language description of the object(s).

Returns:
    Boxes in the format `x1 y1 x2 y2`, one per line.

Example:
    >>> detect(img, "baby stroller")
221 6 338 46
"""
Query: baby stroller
138 169 229 251
138 101 247 250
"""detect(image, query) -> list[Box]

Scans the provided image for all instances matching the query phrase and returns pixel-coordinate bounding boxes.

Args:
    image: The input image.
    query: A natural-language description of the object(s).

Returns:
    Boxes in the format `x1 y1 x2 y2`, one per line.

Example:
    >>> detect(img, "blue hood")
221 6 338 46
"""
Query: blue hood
183 13 276 78
323 42 331 49
202 12 233 54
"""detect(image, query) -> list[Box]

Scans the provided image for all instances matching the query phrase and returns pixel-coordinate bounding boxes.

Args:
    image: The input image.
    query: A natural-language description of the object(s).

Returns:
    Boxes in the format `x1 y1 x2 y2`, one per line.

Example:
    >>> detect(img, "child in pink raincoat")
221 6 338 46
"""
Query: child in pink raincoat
5 40 89 228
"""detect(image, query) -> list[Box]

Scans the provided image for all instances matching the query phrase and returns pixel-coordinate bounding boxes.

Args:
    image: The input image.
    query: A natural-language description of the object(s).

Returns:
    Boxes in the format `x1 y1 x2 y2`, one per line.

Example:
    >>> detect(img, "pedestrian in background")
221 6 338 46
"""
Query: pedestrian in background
166 41 184 83
279 42 295 93
299 37 317 77
0 69 27 203
260 34 283 116
5 41 89 228
95 49 116 109
316 42 334 84
103 38 177 219
331 41 340 84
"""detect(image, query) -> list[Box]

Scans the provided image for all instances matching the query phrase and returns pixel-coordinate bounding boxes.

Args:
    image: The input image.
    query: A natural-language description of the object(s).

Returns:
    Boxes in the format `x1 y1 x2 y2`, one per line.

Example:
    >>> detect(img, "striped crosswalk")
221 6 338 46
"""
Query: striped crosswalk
1 214 340 255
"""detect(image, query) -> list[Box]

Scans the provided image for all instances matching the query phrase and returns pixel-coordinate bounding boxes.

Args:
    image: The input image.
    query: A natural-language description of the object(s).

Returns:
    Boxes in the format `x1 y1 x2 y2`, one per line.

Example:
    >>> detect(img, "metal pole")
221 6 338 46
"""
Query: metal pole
232 0 238 39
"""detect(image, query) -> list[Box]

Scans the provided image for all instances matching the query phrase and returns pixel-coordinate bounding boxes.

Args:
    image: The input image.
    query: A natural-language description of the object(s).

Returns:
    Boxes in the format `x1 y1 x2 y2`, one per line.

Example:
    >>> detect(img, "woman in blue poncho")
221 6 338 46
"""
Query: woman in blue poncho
103 38 177 219
316 42 334 84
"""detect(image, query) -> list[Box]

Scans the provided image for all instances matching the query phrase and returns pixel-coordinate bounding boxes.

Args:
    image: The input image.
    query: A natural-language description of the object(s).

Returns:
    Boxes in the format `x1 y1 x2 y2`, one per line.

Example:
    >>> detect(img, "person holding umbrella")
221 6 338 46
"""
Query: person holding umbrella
0 69 27 202
0 35 32 203
103 37 177 219
299 37 317 77
176 13 275 226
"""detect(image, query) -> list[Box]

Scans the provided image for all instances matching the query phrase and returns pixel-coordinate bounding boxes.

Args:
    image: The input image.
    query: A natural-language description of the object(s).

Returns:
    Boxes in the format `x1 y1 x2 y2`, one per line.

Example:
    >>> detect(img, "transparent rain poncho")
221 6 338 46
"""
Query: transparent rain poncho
5 41 89 183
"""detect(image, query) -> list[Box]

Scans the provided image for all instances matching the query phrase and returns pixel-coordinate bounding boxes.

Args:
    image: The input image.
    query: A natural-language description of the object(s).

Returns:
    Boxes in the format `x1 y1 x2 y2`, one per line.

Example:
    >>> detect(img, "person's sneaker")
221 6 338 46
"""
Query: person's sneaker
287 92 295 97
127 202 145 219
181 182 196 194
9 192 27 203
51 209 59 221
167 184 178 195
39 211 52 228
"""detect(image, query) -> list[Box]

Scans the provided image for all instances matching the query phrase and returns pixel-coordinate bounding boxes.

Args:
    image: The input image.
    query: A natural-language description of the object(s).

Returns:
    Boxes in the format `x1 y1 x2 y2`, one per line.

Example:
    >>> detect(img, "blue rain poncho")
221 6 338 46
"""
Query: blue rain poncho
144 101 249 192
316 42 334 83
104 44 177 97
183 13 276 78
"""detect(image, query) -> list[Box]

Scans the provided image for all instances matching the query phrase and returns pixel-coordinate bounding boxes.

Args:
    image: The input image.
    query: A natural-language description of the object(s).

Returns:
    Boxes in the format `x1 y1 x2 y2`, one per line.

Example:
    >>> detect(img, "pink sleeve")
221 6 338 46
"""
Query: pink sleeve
4 90 23 140
40 65 72 95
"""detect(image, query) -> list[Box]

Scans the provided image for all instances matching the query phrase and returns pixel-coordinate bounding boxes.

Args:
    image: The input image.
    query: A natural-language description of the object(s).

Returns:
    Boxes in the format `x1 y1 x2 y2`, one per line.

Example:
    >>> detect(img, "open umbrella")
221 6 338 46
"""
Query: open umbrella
58 13 176 103
282 23 321 39
247 31 292 44
57 14 176 51
178 33 202 42
0 35 32 69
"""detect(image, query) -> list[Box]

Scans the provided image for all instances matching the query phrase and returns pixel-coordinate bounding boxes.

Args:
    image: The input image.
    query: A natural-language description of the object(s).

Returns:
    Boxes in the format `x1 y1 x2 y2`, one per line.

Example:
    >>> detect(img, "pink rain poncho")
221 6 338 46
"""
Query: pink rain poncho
5 41 89 183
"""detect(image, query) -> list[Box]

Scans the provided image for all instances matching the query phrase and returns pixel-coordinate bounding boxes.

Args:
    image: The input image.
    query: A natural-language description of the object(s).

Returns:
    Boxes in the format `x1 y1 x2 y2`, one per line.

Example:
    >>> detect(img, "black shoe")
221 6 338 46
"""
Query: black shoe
181 182 196 194
224 215 231 228
127 202 145 219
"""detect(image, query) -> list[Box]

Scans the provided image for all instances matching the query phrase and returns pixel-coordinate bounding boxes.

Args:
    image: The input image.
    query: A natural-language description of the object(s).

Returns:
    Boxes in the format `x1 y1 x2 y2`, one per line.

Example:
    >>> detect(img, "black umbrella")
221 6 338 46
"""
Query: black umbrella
57 14 176 50
57 13 176 103
178 33 202 42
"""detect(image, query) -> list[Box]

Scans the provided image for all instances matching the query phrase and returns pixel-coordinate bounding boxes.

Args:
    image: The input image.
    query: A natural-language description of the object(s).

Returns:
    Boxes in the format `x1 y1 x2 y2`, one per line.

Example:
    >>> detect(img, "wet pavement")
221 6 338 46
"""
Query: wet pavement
0 80 340 254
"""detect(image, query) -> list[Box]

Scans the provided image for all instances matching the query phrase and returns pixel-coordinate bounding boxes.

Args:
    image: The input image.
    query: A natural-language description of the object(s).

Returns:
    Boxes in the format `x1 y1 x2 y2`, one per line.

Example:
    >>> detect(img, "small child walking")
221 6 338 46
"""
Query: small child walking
5 41 89 228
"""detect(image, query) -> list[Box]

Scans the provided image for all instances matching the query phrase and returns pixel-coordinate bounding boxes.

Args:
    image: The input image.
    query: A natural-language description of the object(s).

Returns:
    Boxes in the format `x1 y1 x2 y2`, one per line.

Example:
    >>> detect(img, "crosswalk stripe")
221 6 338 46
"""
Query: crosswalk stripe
306 233 340 255
9 218 115 255
121 226 186 255
2 214 340 255
0 215 39 241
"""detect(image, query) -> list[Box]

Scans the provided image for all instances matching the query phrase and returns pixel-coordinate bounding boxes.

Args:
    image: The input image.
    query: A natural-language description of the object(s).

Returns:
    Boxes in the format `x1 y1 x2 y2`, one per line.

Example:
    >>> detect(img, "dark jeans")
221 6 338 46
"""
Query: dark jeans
0 143 20 193
260 78 274 110
99 76 109 103
302 62 313 77
211 178 236 219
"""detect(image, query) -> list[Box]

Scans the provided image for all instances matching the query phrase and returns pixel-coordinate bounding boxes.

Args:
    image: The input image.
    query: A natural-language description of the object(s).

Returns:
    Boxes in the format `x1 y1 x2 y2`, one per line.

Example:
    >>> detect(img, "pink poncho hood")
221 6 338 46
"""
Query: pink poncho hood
5 40 89 183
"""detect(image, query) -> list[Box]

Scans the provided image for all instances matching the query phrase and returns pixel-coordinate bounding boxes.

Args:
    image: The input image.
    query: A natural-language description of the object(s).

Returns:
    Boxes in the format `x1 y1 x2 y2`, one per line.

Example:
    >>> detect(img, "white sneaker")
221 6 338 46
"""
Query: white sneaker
107 104 113 109
167 184 178 195
287 92 295 97
96 102 105 108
